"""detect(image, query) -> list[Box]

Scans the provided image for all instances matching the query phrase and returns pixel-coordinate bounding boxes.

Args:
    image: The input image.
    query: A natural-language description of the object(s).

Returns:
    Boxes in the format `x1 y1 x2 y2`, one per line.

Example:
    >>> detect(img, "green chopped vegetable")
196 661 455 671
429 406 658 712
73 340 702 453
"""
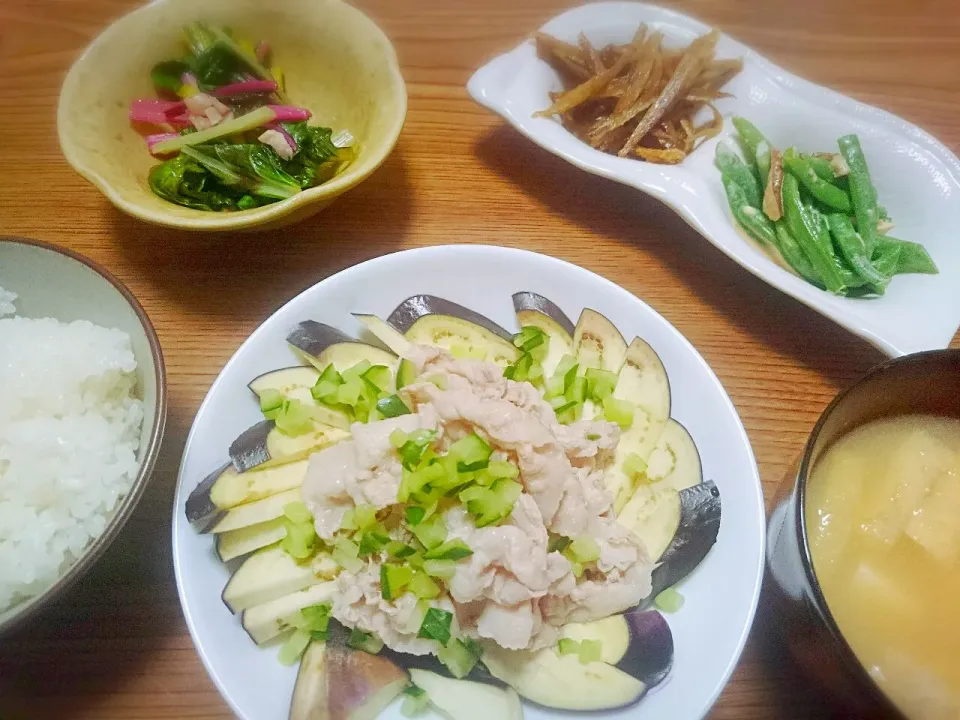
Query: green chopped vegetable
284 501 312 525
300 603 332 637
567 536 600 564
423 559 457 580
278 629 311 665
548 534 572 553
622 452 648 478
460 479 522 527
273 399 314 436
409 570 441 599
437 637 483 679
875 236 938 275
417 608 453 645
152 106 277 156
396 359 418 389
332 536 364 573
381 563 415 600
486 460 519 479
376 394 411 418
386 541 417 559
423 538 473 561
358 530 390 557
783 152 852 213
585 368 618 401
348 628 384 654
447 433 492 472
280 514 316 560
655 586 685 613
398 430 437 470
602 396 634 428
390 428 409 448
557 638 581 656
401 685 430 717
259 388 284 416
838 134 880 257
410 514 447 550
578 639 602 664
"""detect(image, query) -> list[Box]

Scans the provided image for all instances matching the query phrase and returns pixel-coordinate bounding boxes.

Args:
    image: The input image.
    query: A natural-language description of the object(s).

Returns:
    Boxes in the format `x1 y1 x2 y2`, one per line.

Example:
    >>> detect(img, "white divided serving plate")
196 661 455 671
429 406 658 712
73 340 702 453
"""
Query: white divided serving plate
173 246 765 720
467 2 960 357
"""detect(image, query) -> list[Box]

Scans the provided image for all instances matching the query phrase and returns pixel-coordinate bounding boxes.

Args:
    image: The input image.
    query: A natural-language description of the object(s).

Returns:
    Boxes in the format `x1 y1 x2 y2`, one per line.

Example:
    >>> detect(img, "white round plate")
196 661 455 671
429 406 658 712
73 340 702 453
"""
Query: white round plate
173 245 765 720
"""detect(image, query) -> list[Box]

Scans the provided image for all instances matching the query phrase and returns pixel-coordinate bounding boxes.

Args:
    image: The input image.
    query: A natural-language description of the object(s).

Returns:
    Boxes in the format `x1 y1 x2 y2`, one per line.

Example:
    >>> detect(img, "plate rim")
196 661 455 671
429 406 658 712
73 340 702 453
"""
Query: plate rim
172 244 766 720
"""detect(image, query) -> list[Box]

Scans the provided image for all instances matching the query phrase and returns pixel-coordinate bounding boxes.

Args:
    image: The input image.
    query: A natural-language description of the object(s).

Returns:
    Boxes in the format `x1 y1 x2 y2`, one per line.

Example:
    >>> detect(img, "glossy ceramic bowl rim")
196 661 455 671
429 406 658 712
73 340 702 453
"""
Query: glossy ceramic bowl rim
57 0 407 232
0 237 168 636
793 349 960 718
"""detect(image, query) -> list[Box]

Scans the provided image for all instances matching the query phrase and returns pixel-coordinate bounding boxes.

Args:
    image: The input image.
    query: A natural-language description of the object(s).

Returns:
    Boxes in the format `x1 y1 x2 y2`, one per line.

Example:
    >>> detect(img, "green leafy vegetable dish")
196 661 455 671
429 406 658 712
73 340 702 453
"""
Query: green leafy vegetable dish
717 117 938 296
129 23 356 212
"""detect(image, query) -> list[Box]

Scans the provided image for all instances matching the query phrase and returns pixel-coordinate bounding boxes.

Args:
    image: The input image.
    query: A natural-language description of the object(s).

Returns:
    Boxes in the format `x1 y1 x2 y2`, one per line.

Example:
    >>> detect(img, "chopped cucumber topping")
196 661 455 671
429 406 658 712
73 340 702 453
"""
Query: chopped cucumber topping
274 399 314 436
404 505 426 526
557 637 580 656
401 685 429 717
602 396 635 428
417 607 453 644
423 558 457 580
447 433 492 472
409 570 441 599
655 587 685 613
423 538 473 561
348 628 384 654
283 501 312 525
548 534 572 553
568 536 600 563
409 514 447 550
396 358 418 389
300 603 332 637
380 563 415 600
486 459 519 479
390 428 409 448
376 394 411 418
585 368 618 401
259 388 284 414
277 628 311 665
358 530 390 557
386 540 417 559
437 637 483 678
280 510 317 560
363 364 393 392
623 452 648 478
578 639 602 664
332 536 364 573
459 478 522 527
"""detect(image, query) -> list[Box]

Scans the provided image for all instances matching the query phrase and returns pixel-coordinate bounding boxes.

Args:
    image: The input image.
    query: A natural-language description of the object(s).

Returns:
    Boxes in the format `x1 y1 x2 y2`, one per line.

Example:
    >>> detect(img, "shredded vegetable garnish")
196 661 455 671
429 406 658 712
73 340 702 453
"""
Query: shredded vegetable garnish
534 27 741 164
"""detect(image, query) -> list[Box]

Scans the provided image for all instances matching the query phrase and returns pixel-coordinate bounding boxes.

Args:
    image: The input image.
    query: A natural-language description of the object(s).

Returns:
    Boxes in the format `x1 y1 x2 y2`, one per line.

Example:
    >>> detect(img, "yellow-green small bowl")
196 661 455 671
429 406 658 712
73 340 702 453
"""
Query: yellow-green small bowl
58 0 406 231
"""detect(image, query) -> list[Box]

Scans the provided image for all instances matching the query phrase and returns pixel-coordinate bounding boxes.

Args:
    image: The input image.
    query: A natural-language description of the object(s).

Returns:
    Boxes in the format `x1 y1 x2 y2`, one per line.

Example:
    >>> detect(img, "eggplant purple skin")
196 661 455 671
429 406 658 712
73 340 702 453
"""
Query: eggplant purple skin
646 480 721 604
386 295 515 341
229 419 275 472
184 461 231 528
619 609 673 687
511 291 576 336
287 320 357 357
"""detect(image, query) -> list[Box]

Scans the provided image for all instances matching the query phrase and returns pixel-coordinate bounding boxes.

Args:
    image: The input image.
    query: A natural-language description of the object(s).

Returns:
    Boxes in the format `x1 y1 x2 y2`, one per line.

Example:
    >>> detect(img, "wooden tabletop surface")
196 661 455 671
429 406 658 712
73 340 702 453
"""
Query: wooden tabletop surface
1 0 958 717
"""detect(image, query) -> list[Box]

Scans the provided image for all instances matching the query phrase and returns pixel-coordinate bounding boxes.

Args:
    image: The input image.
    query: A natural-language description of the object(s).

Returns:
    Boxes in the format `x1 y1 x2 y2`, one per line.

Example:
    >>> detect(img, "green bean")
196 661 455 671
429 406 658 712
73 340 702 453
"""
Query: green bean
784 152 852 213
756 141 772 191
872 241 902 279
773 222 821 286
722 174 777 248
731 117 770 179
802 154 838 183
781 174 846 293
826 213 888 294
716 143 763 209
875 236 939 274
838 134 880 256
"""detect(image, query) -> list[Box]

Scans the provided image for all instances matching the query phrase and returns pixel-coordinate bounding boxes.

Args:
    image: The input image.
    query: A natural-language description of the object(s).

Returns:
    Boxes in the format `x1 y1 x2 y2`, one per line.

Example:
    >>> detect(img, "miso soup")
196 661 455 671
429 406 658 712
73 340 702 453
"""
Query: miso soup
806 415 960 719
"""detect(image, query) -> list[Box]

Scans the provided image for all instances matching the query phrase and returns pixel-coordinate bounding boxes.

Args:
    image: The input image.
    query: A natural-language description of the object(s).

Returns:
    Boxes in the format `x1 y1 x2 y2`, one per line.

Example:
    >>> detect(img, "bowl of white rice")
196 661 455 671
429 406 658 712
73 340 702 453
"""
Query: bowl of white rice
0 237 166 634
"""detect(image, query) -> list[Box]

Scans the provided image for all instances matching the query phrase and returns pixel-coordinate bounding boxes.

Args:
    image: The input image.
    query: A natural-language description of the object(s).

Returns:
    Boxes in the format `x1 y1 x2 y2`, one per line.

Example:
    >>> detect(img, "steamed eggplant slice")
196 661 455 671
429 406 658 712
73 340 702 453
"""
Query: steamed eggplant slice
185 461 231 528
644 419 703 492
249 366 320 396
387 295 514 341
512 291 574 376
325 621 409 720
512 291 576 336
481 642 647 711
216 518 287 562
408 669 523 720
290 641 328 720
561 615 630 665
222 545 337 613
209 488 301 534
617 609 673 688
229 419 350 473
241 581 337 645
604 338 672 512
287 320 397 373
572 308 628 374
618 486 682 562
647 480 722 602
209 460 308 512
353 313 412 356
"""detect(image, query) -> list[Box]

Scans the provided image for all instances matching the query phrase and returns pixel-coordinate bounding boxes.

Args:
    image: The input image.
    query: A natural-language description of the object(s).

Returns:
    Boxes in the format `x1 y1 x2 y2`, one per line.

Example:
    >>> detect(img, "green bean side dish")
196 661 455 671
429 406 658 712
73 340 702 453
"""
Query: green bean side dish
717 117 938 296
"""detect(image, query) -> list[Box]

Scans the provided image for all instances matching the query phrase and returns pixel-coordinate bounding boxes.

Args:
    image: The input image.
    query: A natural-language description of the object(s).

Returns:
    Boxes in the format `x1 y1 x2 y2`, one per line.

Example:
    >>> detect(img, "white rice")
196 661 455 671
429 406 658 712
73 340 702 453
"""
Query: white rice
0 286 144 612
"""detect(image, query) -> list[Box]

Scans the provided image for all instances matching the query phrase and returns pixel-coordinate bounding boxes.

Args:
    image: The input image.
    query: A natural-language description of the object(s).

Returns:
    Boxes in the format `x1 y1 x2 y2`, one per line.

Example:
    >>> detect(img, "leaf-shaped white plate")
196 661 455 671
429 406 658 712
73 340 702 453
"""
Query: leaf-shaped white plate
467 1 960 357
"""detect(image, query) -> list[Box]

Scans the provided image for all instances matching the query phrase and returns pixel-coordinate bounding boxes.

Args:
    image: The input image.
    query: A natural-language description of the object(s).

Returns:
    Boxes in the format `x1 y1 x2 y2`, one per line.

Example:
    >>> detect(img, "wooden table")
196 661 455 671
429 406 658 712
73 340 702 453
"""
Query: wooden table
1 0 957 717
